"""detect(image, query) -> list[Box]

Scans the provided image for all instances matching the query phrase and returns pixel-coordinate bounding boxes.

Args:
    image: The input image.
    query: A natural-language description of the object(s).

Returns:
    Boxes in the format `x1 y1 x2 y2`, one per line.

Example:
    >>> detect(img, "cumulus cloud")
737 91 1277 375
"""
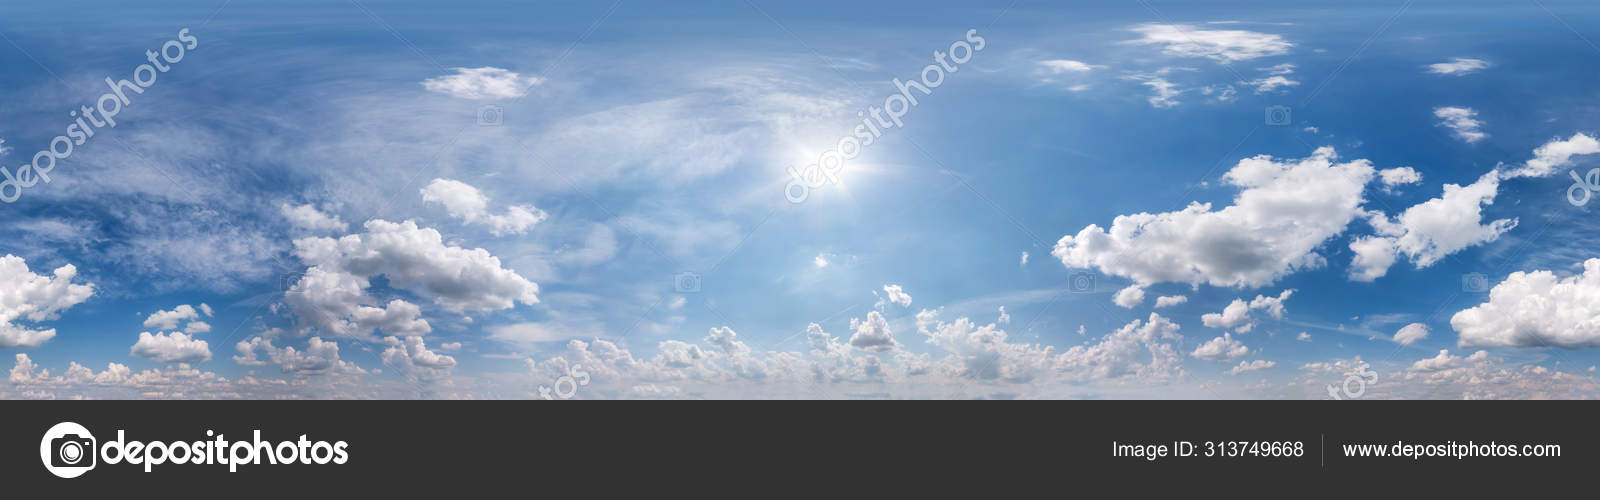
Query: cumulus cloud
1127 24 1293 62
421 67 542 100
144 306 197 330
1346 172 1515 281
1453 259 1600 348
234 336 366 375
292 219 539 313
284 267 433 338
1378 167 1422 190
280 203 348 233
381 336 458 382
1426 57 1490 76
421 178 548 236
1020 251 1029 266
144 304 201 331
1501 133 1600 180
1296 332 1312 342
130 332 212 364
1154 295 1188 308
511 309 1189 398
1191 333 1249 360
1201 290 1295 332
1054 313 1186 382
879 284 913 308
1434 107 1487 143
1054 147 1373 288
1229 359 1275 374
849 311 896 351
1393 323 1429 345
0 255 95 348
1409 349 1487 372
1113 285 1146 308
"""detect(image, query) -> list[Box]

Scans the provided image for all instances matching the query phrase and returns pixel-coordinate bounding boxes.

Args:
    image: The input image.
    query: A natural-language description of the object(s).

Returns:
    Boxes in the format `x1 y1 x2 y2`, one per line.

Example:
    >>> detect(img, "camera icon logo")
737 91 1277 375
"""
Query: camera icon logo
280 270 307 294
674 271 702 293
40 422 96 478
476 104 504 126
1462 272 1490 293
1067 271 1095 293
1265 105 1292 126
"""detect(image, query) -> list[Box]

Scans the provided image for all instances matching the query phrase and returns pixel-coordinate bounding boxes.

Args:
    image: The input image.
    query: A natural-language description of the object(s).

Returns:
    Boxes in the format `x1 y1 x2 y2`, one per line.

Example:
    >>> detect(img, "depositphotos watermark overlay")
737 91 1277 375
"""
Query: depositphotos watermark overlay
784 29 987 204
538 364 591 400
40 421 349 478
0 28 199 204
1326 361 1378 400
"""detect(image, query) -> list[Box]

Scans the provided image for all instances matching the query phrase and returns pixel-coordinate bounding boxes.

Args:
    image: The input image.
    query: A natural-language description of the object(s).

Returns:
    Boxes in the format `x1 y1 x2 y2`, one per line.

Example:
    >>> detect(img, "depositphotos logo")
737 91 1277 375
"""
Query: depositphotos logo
40 421 349 478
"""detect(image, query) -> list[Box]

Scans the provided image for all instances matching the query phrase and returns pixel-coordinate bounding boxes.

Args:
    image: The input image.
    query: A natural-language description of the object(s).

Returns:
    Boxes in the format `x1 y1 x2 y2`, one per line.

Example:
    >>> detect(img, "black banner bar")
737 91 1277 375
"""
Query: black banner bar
4 401 1592 494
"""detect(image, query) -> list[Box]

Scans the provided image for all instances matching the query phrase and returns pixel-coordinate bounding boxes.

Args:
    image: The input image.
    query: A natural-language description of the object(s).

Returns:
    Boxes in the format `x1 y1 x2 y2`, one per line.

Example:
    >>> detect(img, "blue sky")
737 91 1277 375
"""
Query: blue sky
4 0 1600 399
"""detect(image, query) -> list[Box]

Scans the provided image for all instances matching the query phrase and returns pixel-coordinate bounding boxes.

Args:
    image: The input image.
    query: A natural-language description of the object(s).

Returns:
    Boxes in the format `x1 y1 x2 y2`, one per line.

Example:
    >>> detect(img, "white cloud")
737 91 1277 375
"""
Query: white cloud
1426 57 1490 76
0 255 95 348
381 336 458 382
814 253 828 268
1409 349 1487 372
1191 333 1249 360
234 336 366 375
184 321 212 334
1113 285 1145 308
1453 259 1600 348
1201 290 1295 332
292 219 539 313
997 306 1011 325
0 138 9 156
421 178 548 236
1054 313 1186 382
1200 84 1237 103
1154 295 1188 308
1434 107 1487 143
280 203 348 233
849 311 896 351
1054 147 1374 288
1296 332 1312 342
1261 63 1295 76
1393 322 1429 345
1037 59 1102 73
1246 75 1298 94
130 331 212 364
1019 251 1030 266
421 67 543 100
144 305 201 331
880 285 913 308
1347 172 1515 281
284 267 433 338
916 311 1053 382
1127 24 1293 62
1378 167 1422 189
199 303 213 317
1502 133 1600 179
1229 359 1276 374
1135 77 1182 108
